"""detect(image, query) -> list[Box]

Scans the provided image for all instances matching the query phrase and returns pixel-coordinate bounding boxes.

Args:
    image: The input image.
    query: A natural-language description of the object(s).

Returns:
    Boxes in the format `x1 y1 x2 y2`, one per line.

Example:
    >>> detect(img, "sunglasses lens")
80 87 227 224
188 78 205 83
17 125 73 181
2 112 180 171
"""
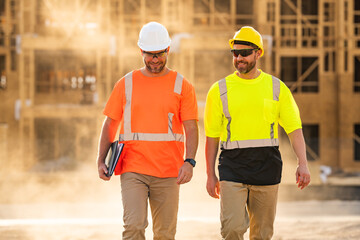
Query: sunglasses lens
143 50 167 58
240 49 253 57
231 49 256 57
157 52 166 57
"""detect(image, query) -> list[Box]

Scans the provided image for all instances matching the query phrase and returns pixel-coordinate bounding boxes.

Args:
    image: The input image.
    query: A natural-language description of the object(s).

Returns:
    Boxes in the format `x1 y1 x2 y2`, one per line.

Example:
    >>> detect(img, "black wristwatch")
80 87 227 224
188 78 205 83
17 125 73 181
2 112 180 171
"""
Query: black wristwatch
184 158 196 167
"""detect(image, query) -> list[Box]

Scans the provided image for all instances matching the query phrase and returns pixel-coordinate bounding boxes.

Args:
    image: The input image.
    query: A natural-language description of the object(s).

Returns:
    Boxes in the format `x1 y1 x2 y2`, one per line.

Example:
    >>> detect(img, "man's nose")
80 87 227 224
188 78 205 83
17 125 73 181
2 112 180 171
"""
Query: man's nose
236 54 244 60
151 55 160 61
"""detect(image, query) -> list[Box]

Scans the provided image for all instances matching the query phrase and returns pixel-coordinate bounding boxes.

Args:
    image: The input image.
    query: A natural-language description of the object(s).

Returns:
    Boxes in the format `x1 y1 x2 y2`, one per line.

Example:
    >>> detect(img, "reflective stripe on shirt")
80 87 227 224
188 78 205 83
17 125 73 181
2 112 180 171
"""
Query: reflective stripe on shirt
119 71 185 142
219 75 280 149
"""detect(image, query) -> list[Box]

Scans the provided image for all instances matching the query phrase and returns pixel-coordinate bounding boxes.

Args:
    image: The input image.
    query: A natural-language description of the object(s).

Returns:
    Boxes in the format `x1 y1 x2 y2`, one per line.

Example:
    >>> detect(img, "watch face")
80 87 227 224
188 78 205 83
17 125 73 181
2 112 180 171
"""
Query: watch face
185 159 196 167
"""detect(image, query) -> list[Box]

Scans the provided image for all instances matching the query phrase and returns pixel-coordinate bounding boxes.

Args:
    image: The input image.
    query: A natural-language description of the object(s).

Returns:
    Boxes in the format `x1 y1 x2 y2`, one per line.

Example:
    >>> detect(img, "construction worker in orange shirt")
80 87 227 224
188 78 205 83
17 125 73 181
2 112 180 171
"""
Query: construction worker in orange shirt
96 22 199 239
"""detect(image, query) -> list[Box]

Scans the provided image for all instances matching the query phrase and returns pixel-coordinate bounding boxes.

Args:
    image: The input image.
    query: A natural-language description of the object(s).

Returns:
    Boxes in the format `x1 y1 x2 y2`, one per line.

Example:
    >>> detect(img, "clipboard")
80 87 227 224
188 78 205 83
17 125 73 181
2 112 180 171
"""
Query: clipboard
105 141 124 177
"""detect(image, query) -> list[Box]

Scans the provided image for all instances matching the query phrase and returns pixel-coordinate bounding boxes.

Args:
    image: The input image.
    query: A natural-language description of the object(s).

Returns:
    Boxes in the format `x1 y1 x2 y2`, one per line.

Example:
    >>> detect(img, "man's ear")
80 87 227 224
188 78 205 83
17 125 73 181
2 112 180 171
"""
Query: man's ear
256 49 263 59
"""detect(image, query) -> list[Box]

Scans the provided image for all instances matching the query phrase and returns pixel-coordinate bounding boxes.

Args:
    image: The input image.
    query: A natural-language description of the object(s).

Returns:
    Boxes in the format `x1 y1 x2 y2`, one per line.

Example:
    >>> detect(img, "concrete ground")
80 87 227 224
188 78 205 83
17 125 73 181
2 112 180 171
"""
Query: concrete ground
1 169 360 240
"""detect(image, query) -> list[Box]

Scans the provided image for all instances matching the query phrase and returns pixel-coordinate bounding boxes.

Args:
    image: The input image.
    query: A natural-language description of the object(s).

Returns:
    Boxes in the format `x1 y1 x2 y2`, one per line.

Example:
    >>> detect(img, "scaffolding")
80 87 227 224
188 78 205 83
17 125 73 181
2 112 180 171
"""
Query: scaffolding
0 0 359 173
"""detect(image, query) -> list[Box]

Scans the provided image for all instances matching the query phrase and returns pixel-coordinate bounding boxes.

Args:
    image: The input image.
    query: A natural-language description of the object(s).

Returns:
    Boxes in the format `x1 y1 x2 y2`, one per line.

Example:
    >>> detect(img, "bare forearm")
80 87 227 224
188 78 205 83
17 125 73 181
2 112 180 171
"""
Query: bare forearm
183 120 199 159
205 137 220 176
97 117 120 165
288 128 308 166
176 120 198 185
288 128 311 189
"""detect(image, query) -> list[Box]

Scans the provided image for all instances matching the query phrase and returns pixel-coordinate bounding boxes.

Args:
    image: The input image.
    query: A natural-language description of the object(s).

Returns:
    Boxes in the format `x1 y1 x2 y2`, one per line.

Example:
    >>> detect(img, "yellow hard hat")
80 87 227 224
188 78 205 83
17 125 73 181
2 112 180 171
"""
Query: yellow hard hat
229 26 264 57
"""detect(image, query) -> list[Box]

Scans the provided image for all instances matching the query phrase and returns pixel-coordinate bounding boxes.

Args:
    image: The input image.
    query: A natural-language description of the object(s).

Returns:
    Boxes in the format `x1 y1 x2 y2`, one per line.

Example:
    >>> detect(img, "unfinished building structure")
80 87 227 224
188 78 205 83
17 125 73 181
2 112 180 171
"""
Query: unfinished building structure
0 0 359 174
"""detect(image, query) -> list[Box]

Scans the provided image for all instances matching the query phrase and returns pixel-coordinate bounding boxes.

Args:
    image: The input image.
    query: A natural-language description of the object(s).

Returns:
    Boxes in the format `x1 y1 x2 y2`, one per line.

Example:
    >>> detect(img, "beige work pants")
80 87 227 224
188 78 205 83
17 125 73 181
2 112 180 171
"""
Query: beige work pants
220 181 279 240
120 172 180 240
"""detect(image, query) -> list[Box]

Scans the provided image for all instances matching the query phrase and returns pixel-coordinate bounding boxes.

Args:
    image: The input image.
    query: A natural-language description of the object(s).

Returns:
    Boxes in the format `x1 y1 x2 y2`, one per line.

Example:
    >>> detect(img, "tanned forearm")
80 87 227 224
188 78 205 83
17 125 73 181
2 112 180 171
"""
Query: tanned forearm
182 119 199 159
97 117 120 165
177 119 198 185
288 128 311 189
205 137 220 177
205 136 220 198
288 128 308 167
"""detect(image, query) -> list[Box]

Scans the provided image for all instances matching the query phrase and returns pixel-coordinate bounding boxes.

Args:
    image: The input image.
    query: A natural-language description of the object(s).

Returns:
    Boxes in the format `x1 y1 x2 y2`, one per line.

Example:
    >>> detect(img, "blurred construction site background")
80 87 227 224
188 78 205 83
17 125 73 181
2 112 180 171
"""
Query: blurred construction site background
0 0 360 198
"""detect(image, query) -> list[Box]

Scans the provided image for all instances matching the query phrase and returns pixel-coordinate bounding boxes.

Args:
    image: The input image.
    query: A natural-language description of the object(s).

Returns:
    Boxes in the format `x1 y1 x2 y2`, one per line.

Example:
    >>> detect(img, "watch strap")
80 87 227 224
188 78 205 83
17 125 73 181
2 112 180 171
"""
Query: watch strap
184 158 196 167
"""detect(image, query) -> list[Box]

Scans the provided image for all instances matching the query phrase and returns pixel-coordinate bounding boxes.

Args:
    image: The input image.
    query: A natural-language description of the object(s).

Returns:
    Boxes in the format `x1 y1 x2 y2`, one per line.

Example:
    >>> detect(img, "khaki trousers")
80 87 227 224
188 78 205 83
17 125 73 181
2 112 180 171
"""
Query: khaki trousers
220 181 279 240
121 172 180 240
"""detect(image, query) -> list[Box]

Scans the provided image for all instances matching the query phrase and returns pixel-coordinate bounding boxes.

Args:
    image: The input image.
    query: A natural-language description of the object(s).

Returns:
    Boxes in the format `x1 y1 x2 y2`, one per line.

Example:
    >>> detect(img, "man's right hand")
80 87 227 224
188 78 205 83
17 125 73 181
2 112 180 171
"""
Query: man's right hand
98 162 111 181
206 175 220 199
96 117 120 181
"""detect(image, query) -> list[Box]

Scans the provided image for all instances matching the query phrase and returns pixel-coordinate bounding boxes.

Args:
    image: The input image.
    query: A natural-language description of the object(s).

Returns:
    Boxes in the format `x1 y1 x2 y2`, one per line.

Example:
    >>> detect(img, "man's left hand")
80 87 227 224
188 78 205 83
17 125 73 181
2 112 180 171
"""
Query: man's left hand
296 164 311 189
177 162 193 184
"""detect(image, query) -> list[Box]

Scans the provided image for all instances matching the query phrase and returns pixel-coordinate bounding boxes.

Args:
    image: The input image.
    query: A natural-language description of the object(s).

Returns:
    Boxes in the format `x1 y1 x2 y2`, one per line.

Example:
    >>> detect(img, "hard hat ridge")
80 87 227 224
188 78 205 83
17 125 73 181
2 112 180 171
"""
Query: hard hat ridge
229 26 264 57
138 22 171 52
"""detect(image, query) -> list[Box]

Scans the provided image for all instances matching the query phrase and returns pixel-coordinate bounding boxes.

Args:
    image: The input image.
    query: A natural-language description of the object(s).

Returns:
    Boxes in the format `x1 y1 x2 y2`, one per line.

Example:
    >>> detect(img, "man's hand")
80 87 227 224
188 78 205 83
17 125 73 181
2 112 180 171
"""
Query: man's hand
177 162 193 184
296 164 311 189
288 129 311 190
98 162 111 181
206 174 220 199
96 117 120 181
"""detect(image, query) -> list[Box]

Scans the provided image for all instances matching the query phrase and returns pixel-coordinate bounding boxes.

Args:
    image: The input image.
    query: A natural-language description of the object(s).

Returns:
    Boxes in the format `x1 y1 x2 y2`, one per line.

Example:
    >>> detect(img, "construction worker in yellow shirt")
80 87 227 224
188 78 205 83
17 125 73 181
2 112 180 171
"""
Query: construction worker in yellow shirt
204 26 311 240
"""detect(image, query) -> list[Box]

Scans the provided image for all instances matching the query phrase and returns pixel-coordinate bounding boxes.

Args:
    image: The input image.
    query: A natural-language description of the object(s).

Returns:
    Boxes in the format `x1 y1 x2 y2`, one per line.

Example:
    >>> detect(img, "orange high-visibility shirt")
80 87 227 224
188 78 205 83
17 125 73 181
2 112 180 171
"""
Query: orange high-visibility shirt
103 69 198 178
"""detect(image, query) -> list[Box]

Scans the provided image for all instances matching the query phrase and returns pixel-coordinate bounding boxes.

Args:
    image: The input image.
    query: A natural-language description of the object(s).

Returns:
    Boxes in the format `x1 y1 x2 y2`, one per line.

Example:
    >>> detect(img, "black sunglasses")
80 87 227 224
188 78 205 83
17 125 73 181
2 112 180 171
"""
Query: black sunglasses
142 49 168 58
231 48 258 57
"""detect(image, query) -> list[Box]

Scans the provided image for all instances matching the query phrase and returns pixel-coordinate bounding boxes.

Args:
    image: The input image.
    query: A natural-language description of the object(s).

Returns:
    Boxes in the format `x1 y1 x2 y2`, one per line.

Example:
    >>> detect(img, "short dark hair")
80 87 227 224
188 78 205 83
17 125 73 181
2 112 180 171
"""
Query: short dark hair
233 40 259 49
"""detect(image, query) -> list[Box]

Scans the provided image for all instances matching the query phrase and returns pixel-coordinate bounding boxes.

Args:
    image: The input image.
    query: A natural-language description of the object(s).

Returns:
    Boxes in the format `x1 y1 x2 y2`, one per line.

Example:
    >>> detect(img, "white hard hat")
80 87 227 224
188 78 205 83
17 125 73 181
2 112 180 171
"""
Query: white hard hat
137 22 171 51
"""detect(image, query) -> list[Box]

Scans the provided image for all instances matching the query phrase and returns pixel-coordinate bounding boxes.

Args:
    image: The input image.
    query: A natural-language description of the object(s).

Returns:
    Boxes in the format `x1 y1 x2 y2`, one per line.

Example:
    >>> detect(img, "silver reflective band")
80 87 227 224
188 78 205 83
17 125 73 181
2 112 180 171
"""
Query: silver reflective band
272 76 280 101
219 75 280 149
221 138 279 149
119 71 184 142
218 78 231 143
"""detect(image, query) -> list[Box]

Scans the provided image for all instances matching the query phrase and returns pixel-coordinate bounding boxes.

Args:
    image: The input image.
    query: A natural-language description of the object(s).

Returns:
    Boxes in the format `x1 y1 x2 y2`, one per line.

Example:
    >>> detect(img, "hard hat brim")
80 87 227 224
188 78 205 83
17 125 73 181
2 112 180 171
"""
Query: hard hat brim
229 39 264 57
138 41 171 52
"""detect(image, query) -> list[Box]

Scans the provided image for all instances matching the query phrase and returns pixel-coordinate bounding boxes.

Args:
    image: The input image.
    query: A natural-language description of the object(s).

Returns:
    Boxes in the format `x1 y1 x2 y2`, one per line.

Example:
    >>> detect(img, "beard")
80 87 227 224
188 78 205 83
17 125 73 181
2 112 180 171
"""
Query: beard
144 58 167 73
234 57 256 74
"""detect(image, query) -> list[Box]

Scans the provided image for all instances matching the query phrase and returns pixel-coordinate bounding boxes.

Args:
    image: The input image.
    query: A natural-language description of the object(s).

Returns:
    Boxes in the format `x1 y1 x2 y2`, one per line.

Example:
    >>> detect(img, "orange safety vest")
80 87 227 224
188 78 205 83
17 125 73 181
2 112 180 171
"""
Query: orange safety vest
104 70 198 178
120 71 185 142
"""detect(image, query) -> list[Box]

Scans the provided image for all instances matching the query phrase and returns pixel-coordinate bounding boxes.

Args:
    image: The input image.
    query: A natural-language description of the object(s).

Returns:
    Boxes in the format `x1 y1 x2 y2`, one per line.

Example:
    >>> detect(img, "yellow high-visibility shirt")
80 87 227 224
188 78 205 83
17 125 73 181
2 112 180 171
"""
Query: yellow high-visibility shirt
204 70 302 143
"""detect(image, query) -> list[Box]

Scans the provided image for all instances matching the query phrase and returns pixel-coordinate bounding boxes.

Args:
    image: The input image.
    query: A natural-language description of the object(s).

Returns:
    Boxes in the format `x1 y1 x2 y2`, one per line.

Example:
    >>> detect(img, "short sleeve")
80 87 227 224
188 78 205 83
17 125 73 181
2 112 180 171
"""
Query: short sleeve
180 79 198 121
278 82 302 134
204 82 223 137
103 78 125 120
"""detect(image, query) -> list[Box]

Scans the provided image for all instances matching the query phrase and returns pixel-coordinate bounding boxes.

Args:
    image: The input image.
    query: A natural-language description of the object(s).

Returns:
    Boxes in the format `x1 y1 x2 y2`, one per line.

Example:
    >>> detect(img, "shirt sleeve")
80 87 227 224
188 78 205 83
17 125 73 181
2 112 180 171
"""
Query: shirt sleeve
278 81 302 134
180 78 199 121
103 78 125 121
204 82 224 138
